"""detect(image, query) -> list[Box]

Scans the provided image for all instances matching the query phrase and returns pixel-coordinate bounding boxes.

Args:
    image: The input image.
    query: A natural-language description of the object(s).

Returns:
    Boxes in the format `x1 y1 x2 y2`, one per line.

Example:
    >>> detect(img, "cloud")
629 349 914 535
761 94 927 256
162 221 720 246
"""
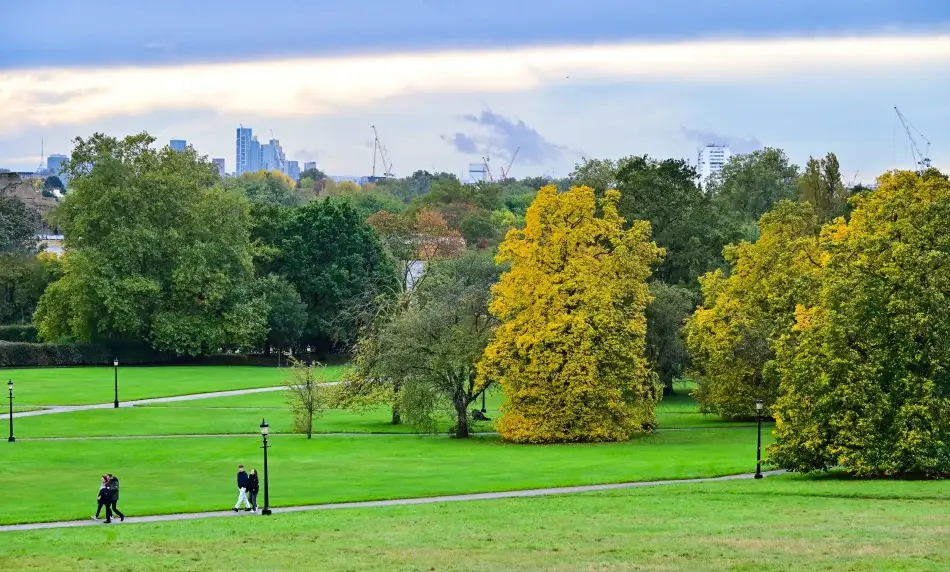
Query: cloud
294 149 318 163
680 127 762 154
441 132 481 155
1 34 949 136
450 110 565 164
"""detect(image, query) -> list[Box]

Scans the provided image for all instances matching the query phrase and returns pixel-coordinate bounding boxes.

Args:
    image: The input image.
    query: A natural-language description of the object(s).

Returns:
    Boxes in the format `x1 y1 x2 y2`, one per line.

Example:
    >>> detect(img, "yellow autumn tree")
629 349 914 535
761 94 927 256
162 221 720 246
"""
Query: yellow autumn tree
683 200 824 419
477 185 663 443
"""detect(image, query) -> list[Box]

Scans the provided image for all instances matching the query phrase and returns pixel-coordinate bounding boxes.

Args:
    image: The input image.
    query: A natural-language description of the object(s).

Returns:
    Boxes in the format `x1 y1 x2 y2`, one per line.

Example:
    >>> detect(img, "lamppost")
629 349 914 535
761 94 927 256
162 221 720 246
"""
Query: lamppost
260 418 272 515
7 380 14 443
754 398 764 479
113 358 120 408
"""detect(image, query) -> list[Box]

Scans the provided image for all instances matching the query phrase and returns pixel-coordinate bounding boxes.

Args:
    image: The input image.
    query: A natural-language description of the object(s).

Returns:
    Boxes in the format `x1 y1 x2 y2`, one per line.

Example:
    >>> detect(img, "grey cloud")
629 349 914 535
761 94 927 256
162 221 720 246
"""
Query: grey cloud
443 109 565 165
680 127 762 154
294 149 318 162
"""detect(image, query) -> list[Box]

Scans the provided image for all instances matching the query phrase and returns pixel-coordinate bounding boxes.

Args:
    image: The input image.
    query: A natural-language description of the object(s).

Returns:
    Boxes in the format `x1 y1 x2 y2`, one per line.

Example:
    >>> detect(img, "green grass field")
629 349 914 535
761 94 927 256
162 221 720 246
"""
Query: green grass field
4 365 345 406
3 476 948 571
4 428 767 525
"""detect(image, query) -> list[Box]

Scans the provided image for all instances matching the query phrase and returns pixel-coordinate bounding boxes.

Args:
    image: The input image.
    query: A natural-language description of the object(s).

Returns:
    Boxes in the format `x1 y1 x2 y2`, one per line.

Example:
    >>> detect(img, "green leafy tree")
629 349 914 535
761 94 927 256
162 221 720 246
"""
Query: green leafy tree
645 282 696 395
710 148 800 224
343 251 500 438
798 152 849 222
227 170 301 206
34 132 266 355
770 169 950 477
255 274 307 354
0 195 38 253
0 252 61 324
478 185 663 443
284 359 333 438
276 198 397 353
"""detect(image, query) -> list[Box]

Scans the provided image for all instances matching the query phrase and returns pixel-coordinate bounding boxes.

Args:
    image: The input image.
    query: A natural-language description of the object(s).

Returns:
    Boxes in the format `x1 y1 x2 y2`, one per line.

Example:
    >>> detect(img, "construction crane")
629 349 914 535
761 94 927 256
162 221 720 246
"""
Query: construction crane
371 125 394 179
894 106 932 174
481 155 494 182
500 147 520 179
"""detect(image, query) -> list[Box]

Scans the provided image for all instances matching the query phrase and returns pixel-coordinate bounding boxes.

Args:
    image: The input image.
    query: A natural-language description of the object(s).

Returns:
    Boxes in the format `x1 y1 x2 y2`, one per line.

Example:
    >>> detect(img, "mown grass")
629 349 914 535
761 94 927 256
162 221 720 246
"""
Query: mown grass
2 365 346 406
3 476 948 571
4 428 768 525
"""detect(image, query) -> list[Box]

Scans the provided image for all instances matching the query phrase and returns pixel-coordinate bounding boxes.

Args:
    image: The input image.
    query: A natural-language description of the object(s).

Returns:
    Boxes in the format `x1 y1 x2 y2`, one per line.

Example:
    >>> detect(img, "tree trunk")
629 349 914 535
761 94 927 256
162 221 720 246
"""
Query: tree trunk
454 406 470 438
391 407 401 425
391 381 402 425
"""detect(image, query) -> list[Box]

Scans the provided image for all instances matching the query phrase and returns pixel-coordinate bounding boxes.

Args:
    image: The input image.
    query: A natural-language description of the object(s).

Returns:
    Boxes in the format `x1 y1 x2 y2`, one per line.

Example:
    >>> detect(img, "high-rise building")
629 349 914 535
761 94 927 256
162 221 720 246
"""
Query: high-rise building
169 139 188 152
261 139 286 173
46 154 69 186
212 158 226 177
303 161 317 172
468 162 488 183
236 128 254 175
696 144 732 187
286 160 300 181
249 137 262 172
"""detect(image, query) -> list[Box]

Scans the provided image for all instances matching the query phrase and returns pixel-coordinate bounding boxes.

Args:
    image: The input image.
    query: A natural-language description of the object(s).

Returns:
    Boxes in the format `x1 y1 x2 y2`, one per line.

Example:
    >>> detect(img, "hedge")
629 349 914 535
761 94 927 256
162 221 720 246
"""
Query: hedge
0 325 39 343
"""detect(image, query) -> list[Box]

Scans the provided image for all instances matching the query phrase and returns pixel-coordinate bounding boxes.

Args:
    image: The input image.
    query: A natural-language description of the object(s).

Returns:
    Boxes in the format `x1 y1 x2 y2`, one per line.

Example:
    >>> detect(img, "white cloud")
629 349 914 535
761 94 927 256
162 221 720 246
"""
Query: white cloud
2 34 950 135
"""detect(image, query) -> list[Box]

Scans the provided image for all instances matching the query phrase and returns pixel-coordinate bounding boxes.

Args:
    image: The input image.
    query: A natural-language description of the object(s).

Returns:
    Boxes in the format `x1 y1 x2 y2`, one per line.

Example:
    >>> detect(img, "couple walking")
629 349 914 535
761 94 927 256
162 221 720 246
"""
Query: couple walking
93 474 124 523
233 464 260 513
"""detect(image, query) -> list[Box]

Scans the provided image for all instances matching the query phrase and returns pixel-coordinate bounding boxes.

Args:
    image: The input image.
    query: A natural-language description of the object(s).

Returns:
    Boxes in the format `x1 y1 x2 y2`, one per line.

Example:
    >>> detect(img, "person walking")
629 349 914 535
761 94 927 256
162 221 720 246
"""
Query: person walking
233 464 251 512
103 474 125 523
92 475 108 520
246 469 260 513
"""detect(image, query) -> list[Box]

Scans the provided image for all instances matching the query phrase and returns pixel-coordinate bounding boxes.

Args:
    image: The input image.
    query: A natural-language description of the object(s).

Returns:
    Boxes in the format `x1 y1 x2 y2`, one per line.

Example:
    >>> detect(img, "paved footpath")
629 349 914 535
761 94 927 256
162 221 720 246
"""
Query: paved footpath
0 470 785 533
4 384 342 420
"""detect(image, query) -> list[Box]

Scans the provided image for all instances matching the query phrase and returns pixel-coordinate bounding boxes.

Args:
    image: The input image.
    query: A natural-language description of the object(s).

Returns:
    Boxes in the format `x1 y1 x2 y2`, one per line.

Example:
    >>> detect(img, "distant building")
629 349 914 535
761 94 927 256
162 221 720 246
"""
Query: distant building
261 139 286 173
303 161 317 172
467 163 488 184
46 154 68 186
212 158 226 176
286 160 300 181
697 144 732 187
236 128 255 175
169 139 188 152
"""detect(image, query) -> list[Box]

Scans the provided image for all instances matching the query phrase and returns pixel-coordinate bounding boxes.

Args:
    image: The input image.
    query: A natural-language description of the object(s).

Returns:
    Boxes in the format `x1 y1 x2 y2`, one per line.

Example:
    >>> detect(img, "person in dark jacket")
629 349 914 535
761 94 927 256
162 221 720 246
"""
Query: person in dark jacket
92 475 109 520
233 464 251 511
246 469 260 513
103 474 124 523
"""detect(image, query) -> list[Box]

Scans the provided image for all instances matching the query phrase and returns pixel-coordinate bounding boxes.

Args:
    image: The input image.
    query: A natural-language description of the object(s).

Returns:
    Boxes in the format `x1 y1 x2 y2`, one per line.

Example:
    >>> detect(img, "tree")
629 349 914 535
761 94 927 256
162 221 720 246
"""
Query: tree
227 170 300 206
769 169 950 477
0 251 61 325
34 132 266 355
683 201 823 419
645 282 696 395
284 359 333 439
367 209 464 293
276 198 397 354
0 195 38 254
478 185 663 443
797 152 849 222
298 167 327 182
255 274 307 354
343 252 500 438
44 175 65 191
710 148 800 223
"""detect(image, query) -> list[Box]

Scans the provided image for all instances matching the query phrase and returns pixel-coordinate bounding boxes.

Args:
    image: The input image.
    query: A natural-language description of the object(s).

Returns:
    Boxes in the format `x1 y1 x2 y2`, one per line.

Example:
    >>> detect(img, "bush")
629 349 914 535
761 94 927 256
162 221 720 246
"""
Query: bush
0 325 39 343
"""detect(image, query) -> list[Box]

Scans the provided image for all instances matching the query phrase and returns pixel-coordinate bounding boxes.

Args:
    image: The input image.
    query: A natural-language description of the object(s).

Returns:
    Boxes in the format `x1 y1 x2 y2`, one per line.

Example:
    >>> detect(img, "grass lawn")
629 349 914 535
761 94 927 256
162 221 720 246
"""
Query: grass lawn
3 476 949 571
4 428 768 525
2 365 346 406
14 383 751 437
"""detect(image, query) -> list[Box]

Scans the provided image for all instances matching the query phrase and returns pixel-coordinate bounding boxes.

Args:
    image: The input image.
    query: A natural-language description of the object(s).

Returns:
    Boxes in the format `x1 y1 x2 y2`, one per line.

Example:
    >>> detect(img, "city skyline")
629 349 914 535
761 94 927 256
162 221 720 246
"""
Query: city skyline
1 1 948 182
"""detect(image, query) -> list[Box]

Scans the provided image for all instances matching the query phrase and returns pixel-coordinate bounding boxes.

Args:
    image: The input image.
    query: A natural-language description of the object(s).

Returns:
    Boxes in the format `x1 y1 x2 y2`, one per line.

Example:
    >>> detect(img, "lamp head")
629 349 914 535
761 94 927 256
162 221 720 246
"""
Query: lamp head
7 380 11 391
260 418 269 436
113 358 119 367
755 398 764 412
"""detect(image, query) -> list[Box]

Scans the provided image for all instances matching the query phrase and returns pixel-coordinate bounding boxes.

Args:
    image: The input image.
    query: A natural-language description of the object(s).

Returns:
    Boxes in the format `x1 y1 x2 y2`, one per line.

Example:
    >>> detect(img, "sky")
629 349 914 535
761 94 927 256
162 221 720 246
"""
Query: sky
2 1 949 182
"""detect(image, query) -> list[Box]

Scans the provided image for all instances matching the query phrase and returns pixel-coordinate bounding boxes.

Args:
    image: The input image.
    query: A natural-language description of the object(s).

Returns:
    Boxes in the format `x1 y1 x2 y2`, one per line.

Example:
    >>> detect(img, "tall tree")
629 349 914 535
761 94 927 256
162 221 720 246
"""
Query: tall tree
226 170 301 206
683 201 823 419
770 169 950 477
478 185 663 443
276 198 397 354
0 195 38 254
34 132 266 354
343 252 500 438
645 282 696 396
710 147 800 224
798 152 848 222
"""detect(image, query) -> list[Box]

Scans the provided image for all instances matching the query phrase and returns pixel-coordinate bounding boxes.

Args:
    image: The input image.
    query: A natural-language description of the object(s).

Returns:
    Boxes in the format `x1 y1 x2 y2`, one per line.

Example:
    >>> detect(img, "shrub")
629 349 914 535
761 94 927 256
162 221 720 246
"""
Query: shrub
0 324 39 343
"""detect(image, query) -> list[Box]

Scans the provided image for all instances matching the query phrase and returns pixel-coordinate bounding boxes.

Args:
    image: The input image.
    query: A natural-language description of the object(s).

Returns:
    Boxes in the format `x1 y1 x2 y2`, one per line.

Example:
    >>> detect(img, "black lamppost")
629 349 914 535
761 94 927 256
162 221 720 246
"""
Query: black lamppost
260 418 272 515
113 358 120 408
754 398 764 479
7 380 14 443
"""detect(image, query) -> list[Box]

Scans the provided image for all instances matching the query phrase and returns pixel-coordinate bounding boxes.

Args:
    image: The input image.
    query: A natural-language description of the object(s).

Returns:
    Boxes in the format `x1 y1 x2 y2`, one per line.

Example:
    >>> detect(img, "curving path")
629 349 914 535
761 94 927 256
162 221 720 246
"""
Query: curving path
4 383 339 420
0 470 786 533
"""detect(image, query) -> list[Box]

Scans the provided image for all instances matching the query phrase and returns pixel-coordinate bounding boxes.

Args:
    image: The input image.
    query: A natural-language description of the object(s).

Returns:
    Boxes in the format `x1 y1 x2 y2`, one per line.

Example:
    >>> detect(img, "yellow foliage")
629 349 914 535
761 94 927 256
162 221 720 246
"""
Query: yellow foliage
477 185 663 443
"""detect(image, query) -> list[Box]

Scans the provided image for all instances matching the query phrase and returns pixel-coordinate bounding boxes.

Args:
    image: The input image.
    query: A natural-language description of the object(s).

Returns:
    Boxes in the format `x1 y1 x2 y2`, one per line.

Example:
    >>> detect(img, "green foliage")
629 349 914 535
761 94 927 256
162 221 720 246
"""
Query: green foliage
44 175 65 190
0 252 61 325
770 170 950 477
34 132 266 356
226 170 301 206
0 324 39 342
645 282 696 393
254 274 307 351
0 195 38 253
335 190 405 219
684 201 822 420
709 147 800 223
276 198 398 353
798 152 849 222
298 167 327 182
284 359 333 438
344 251 500 437
479 186 663 443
